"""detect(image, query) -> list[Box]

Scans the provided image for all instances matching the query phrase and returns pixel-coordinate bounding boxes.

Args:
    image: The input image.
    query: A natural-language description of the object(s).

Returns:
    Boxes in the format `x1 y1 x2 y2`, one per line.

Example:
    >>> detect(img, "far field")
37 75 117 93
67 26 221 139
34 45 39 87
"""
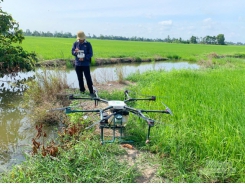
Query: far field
19 36 245 61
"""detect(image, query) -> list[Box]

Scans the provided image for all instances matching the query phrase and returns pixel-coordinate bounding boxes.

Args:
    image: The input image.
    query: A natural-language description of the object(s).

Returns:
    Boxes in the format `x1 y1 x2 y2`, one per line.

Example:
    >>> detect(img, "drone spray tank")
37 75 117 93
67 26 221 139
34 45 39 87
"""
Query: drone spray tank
107 101 129 125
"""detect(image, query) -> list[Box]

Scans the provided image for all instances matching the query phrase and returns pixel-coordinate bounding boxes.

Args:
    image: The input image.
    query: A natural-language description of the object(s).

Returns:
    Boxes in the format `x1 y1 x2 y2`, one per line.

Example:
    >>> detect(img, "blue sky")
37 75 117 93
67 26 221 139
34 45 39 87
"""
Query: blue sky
1 0 245 43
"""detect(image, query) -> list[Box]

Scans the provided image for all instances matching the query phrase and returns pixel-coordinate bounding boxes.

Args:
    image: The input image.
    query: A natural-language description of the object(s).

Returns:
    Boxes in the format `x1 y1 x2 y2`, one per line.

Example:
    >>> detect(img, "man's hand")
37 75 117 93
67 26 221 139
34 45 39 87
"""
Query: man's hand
79 58 84 61
74 48 79 53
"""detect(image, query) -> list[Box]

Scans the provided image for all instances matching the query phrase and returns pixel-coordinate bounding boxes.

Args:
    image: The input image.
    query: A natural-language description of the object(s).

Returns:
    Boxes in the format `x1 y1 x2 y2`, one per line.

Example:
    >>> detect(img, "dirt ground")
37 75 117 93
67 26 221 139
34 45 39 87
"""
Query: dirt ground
77 81 164 183
93 80 135 92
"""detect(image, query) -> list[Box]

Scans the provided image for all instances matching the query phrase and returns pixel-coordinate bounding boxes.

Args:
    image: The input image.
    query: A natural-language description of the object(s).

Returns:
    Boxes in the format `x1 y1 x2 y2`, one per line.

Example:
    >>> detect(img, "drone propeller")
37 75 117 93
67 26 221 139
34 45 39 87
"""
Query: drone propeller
125 90 158 101
46 104 83 112
161 102 173 115
124 89 138 98
132 91 169 100
85 120 101 129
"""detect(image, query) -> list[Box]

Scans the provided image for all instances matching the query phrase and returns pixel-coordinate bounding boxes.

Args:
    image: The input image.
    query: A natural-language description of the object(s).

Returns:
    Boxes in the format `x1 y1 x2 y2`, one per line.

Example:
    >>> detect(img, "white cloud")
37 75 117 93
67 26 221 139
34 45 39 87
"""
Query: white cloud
158 20 173 26
203 18 212 23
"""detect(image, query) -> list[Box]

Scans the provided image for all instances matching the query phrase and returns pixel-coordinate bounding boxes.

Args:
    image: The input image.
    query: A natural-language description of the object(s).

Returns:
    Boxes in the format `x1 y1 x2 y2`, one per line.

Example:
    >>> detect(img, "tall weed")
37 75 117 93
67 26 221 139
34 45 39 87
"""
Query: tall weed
23 68 70 124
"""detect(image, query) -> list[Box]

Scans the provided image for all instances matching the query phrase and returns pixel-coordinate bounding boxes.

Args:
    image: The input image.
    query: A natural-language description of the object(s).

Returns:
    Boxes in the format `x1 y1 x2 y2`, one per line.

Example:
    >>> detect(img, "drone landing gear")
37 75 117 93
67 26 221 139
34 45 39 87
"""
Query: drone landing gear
146 126 151 144
145 119 154 144
99 123 133 145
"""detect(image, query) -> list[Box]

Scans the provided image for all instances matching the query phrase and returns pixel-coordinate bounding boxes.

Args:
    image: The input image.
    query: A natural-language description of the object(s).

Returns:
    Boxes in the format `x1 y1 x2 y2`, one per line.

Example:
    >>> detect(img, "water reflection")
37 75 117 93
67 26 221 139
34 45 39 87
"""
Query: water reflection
0 89 56 172
66 61 199 87
0 90 32 172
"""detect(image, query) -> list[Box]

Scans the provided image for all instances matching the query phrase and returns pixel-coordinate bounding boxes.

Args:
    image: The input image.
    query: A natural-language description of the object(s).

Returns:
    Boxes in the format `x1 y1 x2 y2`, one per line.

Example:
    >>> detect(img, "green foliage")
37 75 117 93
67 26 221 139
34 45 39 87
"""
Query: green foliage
190 36 197 44
0 2 38 77
0 44 37 77
217 34 225 45
134 57 142 62
166 54 181 60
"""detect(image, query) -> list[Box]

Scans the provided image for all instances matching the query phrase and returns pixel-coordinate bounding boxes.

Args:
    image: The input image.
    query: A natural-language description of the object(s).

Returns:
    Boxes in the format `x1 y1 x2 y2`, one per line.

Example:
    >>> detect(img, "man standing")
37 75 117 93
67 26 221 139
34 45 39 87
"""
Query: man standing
71 30 95 97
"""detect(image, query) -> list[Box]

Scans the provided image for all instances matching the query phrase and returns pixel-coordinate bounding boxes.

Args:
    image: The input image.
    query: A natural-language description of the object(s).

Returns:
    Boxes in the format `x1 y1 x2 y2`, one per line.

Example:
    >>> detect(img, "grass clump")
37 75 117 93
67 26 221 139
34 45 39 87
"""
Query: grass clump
0 133 138 183
114 64 127 84
23 67 70 124
166 54 181 60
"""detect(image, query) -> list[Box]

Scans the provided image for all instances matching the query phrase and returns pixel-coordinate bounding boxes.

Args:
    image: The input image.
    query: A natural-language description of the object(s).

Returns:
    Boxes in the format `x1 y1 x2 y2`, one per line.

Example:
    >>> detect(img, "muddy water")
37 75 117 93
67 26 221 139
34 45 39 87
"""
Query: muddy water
0 82 57 172
0 61 199 172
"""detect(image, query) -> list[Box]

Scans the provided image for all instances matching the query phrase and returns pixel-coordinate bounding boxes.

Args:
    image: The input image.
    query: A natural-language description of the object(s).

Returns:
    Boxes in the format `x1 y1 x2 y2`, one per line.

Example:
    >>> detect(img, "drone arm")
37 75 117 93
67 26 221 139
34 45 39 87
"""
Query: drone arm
99 106 113 118
124 96 156 103
124 106 151 121
102 105 114 112
65 107 100 114
97 98 109 103
69 95 108 103
141 109 171 114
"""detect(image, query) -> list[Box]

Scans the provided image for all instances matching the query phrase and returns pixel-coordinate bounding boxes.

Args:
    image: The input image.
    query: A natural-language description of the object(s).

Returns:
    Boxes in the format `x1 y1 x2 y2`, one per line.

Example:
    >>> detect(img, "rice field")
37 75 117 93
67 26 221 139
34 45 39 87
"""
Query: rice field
18 36 245 61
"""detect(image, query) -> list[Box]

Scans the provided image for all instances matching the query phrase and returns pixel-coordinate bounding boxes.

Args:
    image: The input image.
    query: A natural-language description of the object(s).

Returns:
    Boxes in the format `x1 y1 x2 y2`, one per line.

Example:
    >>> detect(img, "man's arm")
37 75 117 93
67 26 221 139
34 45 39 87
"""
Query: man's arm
71 42 77 56
85 42 93 59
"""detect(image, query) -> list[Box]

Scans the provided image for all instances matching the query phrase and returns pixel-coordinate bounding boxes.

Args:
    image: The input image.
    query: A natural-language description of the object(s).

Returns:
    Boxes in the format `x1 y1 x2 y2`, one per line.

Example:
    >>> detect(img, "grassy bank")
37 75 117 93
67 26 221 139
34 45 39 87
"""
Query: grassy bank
17 37 245 62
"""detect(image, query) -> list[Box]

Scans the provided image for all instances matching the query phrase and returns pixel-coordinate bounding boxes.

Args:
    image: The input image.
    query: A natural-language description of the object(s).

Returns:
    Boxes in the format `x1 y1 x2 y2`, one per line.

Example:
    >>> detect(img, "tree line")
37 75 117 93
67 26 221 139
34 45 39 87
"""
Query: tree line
24 29 244 45
25 29 223 44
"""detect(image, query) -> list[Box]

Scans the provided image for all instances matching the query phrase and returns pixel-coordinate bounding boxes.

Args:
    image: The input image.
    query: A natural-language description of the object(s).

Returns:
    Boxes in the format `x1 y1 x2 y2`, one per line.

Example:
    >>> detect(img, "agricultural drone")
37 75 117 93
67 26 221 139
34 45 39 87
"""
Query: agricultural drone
51 88 172 144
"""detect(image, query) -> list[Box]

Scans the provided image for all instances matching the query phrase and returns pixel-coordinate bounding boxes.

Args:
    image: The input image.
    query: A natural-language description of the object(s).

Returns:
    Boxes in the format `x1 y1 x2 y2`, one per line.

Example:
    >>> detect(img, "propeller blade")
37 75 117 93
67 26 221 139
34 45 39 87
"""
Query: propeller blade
166 107 173 115
46 107 67 112
161 102 173 115
46 104 83 112
85 120 100 129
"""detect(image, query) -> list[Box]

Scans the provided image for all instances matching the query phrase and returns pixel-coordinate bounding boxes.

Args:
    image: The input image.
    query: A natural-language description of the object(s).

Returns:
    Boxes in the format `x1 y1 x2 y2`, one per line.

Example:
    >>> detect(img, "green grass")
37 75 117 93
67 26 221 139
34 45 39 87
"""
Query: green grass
125 59 245 182
17 36 245 61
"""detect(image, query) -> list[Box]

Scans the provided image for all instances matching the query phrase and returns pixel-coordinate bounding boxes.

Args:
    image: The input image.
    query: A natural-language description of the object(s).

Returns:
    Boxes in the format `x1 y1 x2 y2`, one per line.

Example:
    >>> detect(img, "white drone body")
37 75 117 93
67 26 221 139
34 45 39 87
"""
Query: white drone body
108 100 126 110
107 101 128 124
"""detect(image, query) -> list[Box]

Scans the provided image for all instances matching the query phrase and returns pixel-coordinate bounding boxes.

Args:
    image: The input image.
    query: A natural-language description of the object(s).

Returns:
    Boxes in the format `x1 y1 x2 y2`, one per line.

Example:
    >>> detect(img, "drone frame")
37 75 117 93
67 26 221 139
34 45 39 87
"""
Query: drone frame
63 88 172 144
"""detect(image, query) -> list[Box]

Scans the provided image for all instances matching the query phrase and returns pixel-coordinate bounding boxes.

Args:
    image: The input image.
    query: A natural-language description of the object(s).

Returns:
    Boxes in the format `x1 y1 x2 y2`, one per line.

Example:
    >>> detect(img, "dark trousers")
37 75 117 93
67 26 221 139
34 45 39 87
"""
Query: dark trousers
75 65 93 93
